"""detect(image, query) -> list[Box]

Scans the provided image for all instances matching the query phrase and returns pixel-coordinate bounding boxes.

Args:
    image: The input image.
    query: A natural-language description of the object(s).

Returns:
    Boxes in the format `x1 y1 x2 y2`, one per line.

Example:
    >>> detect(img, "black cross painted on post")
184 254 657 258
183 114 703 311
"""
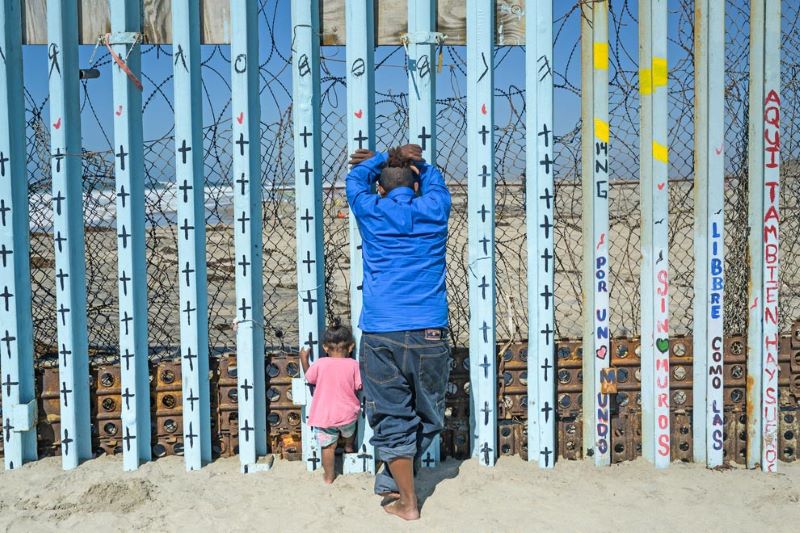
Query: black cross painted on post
541 401 553 423
54 232 66 253
0 245 11 267
541 248 553 273
481 442 493 465
181 262 194 287
481 401 491 426
56 269 69 291
237 211 250 234
540 324 554 345
236 133 249 157
60 381 72 407
302 250 315 275
183 300 196 326
0 286 12 312
478 125 490 146
180 219 194 241
479 236 490 256
354 130 368 150
478 276 488 300
300 160 313 186
417 126 432 151
117 269 130 295
123 426 136 451
304 331 318 358
540 446 553 467
480 355 491 379
179 179 193 203
539 153 554 175
178 139 192 164
539 187 553 209
0 200 9 226
240 379 253 402
53 148 65 173
122 388 134 410
0 152 8 176
538 123 552 147
479 165 491 188
307 450 320 470
540 284 553 310
118 225 131 249
540 357 552 382
53 190 65 216
187 388 199 411
539 214 553 239
301 209 314 233
117 185 130 208
57 303 70 326
302 290 316 315
62 428 73 456
183 346 197 372
59 343 71 366
3 418 13 442
241 419 254 442
185 422 197 448
121 349 133 371
357 444 373 471
3 374 19 396
239 298 251 320
480 321 490 343
238 254 250 277
116 145 128 171
235 173 248 196
478 204 489 223
423 452 434 467
121 311 132 335
2 330 16 358
300 126 312 148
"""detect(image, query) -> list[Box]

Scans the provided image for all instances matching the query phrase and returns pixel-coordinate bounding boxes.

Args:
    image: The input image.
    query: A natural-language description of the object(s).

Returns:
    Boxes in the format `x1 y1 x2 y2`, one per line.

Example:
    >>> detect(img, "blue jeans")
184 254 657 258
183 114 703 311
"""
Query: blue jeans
360 329 450 495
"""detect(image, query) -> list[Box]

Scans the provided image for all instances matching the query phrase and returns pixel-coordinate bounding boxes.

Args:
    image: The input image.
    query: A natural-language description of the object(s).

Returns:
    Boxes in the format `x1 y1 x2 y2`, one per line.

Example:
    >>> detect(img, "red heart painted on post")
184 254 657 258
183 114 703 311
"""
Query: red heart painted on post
53 117 62 129
481 103 487 115
237 112 244 124
657 182 665 191
714 145 722 156
595 345 607 360
354 109 363 119
115 105 123 116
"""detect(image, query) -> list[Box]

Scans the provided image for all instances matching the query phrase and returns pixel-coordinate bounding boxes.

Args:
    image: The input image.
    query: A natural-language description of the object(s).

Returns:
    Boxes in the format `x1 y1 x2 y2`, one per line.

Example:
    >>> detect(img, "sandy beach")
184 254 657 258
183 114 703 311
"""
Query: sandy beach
1 455 798 532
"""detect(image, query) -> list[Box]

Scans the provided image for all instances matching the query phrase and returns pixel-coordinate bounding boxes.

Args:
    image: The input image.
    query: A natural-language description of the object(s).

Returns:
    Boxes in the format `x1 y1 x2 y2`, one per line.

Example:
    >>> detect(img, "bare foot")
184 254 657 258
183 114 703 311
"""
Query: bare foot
324 474 335 484
383 499 420 521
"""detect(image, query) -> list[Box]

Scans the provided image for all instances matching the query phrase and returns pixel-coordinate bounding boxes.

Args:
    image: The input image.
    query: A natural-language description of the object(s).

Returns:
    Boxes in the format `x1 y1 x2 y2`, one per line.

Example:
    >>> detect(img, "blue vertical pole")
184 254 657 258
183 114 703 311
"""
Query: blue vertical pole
639 0 671 468
526 0 555 469
291 0 326 472
47 0 92 470
407 0 441 468
467 0 496 468
231 0 268 473
343 0 376 475
581 0 610 467
109 0 151 471
694 0 725 468
172 0 211 471
0 0 37 470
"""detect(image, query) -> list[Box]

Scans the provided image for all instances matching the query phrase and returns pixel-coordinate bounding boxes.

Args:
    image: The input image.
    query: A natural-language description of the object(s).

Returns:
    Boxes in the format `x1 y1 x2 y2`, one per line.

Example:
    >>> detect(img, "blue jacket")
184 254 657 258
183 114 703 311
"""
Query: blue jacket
346 152 451 333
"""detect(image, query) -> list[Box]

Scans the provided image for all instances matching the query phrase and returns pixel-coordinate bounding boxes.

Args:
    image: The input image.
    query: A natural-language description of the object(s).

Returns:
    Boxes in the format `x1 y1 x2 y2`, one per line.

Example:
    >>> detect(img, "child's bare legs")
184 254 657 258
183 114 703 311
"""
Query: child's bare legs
321 443 337 484
342 434 355 453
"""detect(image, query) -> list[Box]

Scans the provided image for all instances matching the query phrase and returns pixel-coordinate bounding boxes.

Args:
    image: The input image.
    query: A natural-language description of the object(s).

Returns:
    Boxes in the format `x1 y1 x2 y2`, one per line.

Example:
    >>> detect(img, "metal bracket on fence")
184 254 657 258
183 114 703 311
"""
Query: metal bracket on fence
11 400 37 432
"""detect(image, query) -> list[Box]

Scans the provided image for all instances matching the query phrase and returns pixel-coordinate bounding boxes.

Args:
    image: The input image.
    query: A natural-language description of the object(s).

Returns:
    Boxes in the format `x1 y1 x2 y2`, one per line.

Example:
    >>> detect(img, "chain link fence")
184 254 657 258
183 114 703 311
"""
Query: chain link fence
22 0 800 358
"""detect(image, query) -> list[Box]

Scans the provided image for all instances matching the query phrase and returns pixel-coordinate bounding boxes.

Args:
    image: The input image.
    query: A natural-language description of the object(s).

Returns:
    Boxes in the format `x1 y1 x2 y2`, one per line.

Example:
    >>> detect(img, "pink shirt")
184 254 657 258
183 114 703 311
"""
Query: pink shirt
305 357 362 428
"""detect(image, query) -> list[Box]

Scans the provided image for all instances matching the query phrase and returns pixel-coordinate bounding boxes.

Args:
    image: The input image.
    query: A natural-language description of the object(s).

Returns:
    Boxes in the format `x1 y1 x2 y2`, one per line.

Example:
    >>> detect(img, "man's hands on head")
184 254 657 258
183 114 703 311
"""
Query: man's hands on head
395 144 424 164
348 149 375 166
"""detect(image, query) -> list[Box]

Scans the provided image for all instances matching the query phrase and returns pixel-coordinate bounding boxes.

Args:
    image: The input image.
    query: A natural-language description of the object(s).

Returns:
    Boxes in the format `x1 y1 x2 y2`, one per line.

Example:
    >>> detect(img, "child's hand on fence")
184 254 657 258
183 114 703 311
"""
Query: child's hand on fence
348 149 375 166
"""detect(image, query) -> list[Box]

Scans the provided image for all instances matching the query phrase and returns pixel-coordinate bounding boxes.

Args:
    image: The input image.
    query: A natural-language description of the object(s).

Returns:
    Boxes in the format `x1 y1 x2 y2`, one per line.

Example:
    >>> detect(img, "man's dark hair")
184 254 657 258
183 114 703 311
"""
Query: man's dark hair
378 147 417 193
322 317 354 348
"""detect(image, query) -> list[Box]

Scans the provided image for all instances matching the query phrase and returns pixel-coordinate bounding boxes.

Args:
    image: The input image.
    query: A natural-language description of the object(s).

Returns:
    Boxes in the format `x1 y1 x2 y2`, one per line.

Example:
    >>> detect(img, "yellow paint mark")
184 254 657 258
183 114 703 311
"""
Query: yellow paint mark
594 119 609 143
653 141 669 163
593 42 608 70
653 57 668 87
640 68 652 95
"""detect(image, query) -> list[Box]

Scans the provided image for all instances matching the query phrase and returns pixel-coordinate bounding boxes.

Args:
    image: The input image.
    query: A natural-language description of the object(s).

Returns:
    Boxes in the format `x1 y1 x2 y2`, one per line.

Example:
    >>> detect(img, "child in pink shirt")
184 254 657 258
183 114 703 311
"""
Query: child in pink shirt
300 319 362 484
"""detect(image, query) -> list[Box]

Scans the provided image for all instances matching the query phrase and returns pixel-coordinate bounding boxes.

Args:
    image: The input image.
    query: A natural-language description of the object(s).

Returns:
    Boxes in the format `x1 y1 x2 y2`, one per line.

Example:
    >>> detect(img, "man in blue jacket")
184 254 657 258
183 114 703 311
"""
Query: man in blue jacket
347 144 451 521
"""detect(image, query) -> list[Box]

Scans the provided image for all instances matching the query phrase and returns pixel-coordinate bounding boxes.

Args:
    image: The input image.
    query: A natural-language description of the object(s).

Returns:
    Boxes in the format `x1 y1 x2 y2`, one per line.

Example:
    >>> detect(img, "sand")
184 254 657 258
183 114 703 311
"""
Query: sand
1 455 798 532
